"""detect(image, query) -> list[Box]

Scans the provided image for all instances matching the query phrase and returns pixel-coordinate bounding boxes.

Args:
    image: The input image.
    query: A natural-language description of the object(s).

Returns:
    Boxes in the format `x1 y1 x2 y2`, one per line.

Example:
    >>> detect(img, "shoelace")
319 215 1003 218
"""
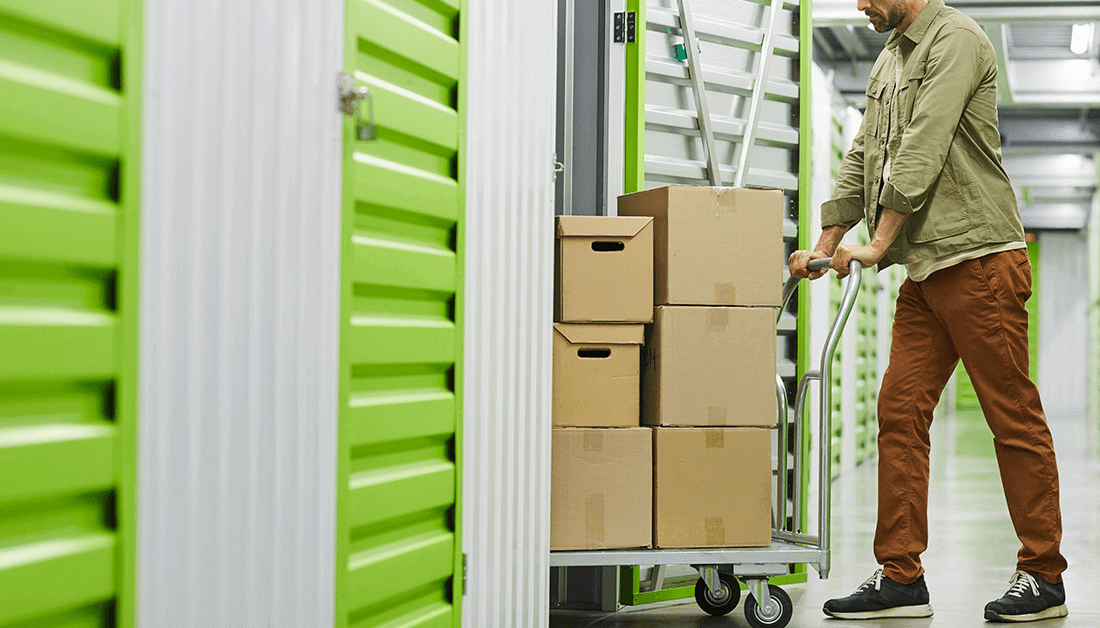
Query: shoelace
856 569 885 593
1005 571 1040 599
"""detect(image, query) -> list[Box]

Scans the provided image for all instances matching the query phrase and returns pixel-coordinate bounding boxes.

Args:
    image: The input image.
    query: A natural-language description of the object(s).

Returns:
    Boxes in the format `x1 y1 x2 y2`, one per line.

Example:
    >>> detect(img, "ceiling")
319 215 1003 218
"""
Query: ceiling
812 0 1100 229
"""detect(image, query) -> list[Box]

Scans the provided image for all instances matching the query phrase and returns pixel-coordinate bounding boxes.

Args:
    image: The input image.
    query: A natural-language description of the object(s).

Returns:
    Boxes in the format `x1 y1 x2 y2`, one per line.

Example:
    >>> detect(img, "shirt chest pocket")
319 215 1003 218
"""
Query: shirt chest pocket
898 61 926 127
865 78 887 137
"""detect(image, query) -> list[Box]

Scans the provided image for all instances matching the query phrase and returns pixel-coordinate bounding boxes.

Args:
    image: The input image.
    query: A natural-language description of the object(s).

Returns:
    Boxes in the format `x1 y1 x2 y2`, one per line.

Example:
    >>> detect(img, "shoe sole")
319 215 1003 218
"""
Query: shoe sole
824 604 934 619
984 604 1068 623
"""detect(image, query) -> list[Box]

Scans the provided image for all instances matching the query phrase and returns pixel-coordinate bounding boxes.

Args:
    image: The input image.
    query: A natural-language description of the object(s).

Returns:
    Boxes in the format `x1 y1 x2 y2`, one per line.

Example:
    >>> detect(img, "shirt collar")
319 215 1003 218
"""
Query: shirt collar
885 0 944 49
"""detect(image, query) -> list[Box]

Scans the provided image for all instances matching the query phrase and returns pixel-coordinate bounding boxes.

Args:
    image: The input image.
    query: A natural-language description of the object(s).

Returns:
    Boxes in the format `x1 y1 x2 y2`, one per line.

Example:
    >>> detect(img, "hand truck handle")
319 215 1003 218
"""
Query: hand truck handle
774 258 862 580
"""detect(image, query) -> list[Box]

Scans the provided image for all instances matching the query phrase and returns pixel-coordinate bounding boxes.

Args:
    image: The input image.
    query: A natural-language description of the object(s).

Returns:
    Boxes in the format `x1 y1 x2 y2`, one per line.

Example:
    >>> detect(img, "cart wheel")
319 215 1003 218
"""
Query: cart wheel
744 584 792 628
694 573 740 616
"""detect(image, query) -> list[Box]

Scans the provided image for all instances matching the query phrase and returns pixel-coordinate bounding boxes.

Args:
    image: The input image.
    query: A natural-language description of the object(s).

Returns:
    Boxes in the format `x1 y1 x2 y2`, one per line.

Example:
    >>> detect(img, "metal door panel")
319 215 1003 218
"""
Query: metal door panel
339 0 463 626
0 192 116 267
0 1 137 625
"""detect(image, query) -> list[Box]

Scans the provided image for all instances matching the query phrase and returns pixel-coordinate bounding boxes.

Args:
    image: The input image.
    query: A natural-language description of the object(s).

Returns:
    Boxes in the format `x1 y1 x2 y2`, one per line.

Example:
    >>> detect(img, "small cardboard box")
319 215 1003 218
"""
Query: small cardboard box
653 427 771 548
553 323 644 427
617 186 783 307
551 428 653 551
555 216 654 323
643 306 776 427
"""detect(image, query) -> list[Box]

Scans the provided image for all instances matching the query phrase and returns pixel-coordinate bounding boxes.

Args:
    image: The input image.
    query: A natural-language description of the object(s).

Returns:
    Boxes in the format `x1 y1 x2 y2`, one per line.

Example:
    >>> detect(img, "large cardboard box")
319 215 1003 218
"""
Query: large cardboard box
553 323 644 427
653 427 771 548
617 186 783 307
555 216 654 323
551 428 653 551
643 306 776 427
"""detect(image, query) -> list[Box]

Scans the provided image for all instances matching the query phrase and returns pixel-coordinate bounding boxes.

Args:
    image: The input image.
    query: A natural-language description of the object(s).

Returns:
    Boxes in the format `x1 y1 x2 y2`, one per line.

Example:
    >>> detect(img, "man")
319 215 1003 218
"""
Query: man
789 0 1068 622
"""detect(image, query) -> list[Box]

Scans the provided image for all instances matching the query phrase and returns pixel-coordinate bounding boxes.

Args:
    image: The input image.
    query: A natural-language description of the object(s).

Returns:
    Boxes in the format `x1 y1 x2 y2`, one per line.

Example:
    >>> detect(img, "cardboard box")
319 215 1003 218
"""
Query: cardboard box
555 216 654 323
553 323 644 427
643 306 777 427
653 427 771 548
617 186 783 307
551 428 653 551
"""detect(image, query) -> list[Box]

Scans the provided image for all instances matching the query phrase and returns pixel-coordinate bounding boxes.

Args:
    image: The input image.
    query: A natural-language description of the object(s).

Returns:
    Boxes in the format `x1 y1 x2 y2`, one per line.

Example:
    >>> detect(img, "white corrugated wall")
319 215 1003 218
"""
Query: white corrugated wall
463 0 558 625
1038 231 1090 417
138 1 343 626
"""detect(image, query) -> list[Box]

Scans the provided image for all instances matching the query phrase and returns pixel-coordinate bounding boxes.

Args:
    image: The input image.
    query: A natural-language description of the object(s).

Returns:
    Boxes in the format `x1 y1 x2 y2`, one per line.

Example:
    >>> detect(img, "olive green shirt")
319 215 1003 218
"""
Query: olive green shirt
821 0 1024 269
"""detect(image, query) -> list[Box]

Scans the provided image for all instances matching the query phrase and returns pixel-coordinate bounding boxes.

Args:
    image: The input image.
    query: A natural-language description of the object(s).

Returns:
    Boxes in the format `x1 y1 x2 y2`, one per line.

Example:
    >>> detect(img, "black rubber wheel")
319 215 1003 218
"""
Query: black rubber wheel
694 573 740 617
744 584 793 628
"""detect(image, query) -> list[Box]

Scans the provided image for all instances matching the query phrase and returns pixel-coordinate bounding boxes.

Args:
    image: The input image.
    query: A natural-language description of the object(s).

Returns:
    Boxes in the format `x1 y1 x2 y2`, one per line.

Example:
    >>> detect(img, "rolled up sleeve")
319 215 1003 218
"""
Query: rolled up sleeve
879 26 983 214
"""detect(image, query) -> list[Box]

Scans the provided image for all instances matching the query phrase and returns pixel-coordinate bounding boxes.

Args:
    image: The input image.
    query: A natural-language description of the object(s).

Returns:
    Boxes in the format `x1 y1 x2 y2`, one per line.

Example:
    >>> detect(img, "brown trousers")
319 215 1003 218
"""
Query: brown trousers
875 248 1067 584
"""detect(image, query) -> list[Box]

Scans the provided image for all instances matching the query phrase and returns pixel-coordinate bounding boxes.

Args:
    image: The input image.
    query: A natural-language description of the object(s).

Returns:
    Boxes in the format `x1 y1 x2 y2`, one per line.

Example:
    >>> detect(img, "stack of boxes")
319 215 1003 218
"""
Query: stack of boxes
620 186 783 548
551 185 783 551
551 216 654 551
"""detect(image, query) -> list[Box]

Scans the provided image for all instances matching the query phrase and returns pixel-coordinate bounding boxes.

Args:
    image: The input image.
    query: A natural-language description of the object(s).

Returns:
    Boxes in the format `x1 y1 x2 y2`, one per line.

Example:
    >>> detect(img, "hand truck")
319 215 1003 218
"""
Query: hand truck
549 258 863 627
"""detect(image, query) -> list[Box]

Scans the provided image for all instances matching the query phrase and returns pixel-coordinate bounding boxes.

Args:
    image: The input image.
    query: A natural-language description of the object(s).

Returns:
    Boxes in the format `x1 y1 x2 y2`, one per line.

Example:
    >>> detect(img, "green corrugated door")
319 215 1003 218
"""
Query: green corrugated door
0 1 139 626
337 1 465 627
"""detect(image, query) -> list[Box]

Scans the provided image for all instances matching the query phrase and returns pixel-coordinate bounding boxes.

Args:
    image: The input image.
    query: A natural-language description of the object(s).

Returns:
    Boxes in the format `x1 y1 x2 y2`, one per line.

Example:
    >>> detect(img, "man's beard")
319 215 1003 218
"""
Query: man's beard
867 0 907 32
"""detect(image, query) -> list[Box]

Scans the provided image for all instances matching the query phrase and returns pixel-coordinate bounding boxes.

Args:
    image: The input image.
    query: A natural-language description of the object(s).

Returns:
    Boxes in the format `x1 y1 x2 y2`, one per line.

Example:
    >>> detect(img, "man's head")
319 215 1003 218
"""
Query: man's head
856 0 925 34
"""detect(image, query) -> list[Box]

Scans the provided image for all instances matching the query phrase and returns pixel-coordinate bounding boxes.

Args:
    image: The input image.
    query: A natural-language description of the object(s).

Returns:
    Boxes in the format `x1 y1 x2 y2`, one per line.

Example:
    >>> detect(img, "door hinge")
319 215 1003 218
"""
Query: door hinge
614 12 636 43
337 72 377 141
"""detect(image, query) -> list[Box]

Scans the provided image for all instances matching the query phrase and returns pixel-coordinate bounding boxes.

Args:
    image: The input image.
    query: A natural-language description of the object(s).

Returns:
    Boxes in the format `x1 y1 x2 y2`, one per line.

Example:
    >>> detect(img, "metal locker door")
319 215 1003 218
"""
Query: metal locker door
336 1 465 626
0 0 141 626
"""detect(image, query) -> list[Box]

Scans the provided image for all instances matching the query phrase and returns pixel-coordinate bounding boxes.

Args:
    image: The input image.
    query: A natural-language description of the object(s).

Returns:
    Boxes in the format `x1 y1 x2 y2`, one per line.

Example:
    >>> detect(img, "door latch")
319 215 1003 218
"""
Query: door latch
337 72 377 141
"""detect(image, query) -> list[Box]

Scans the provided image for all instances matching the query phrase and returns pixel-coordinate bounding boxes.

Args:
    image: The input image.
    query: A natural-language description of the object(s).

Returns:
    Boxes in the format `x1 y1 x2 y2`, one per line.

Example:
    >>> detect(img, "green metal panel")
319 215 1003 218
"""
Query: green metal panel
338 1 465 626
0 1 139 626
623 0 646 194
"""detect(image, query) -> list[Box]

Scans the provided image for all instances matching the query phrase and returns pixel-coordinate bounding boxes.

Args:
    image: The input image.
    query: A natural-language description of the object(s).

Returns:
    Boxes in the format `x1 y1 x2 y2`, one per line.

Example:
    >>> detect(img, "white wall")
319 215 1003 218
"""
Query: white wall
462 0 558 626
139 1 343 625
1038 230 1090 417
1089 193 1100 418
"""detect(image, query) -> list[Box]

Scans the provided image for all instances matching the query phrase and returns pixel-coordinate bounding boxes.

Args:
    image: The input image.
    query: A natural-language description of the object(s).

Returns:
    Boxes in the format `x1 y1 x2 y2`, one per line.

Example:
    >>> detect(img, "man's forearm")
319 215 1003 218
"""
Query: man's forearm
869 207 909 257
813 224 853 256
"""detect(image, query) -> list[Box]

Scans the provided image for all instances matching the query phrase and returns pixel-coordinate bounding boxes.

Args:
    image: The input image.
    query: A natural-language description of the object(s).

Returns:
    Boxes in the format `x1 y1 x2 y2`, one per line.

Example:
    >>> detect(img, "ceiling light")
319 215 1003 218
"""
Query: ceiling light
1070 23 1093 55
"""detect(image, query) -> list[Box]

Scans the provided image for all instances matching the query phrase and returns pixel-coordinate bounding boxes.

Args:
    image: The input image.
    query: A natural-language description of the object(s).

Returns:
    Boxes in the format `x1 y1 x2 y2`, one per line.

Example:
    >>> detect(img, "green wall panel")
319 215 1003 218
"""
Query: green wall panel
338 0 464 626
0 0 139 625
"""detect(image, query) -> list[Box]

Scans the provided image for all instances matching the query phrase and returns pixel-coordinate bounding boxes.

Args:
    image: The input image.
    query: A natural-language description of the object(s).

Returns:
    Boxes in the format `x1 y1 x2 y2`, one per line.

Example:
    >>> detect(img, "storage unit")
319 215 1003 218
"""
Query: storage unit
606 0 814 605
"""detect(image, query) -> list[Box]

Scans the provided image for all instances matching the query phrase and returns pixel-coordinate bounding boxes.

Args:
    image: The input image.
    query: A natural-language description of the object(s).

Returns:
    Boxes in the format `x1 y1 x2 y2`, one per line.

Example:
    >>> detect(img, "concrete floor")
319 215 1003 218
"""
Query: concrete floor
550 408 1100 627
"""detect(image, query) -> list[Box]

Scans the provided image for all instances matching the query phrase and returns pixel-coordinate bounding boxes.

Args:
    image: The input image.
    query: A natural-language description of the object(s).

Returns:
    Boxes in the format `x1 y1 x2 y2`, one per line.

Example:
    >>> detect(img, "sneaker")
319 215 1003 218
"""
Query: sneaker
823 569 934 619
984 571 1068 622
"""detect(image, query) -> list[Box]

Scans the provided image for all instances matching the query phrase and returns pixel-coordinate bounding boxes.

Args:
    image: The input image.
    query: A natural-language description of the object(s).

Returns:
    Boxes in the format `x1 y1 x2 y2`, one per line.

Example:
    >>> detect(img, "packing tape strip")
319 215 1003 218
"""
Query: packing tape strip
708 307 730 330
583 430 604 452
708 407 728 425
705 517 726 546
705 428 725 449
714 283 736 304
585 493 605 545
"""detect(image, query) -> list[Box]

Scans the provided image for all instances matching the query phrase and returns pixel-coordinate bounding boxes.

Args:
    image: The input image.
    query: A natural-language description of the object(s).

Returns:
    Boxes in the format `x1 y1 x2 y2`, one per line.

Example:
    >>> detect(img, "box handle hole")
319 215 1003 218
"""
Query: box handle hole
591 241 625 252
577 348 612 359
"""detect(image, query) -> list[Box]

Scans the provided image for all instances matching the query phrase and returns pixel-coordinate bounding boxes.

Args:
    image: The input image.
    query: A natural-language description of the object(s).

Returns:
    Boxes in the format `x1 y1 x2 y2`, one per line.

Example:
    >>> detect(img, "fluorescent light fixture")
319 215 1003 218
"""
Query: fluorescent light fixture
1070 23 1093 55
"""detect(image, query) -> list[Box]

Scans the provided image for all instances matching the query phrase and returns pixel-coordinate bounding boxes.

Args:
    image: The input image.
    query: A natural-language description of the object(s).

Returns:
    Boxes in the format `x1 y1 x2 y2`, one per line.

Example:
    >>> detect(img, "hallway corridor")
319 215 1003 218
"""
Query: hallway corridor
550 408 1100 627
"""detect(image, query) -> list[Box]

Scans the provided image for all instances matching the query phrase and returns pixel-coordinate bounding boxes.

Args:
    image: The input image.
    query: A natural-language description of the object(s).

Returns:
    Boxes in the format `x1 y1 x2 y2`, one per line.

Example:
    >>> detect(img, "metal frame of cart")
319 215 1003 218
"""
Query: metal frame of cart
550 259 863 628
